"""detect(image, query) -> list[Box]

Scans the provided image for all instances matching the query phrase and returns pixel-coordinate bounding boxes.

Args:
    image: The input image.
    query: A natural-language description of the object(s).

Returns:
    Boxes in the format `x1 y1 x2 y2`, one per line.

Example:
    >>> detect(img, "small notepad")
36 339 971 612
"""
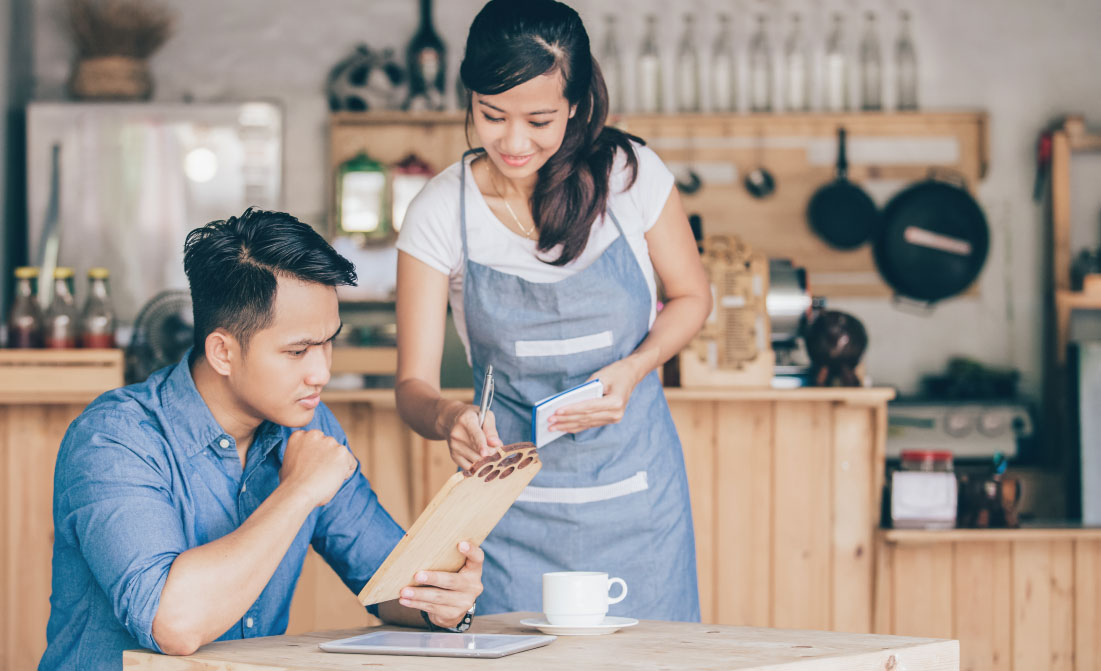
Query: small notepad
531 379 604 448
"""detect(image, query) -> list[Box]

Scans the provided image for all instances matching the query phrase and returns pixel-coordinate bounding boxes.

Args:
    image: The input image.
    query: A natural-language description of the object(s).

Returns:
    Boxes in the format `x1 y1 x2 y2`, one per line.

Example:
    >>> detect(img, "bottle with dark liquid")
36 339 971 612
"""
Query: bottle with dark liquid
44 267 79 349
405 0 446 111
6 266 44 348
80 267 116 348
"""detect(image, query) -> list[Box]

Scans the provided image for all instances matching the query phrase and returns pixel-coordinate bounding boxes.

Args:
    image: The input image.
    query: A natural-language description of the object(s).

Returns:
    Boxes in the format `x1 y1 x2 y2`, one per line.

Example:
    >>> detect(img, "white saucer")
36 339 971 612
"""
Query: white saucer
519 616 639 636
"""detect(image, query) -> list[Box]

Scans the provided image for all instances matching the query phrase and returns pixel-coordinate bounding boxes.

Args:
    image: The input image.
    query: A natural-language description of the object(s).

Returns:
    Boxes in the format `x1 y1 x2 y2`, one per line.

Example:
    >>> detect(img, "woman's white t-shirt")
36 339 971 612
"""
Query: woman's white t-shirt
396 142 675 361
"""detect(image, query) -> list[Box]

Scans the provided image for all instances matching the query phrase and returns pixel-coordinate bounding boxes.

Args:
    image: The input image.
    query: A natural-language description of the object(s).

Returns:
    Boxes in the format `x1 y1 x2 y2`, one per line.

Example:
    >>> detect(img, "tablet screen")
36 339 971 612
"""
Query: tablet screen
319 631 556 658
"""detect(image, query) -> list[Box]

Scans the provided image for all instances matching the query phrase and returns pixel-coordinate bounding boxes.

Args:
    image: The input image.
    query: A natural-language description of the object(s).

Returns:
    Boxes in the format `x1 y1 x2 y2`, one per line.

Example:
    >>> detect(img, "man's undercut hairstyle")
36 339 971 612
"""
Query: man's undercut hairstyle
183 207 357 355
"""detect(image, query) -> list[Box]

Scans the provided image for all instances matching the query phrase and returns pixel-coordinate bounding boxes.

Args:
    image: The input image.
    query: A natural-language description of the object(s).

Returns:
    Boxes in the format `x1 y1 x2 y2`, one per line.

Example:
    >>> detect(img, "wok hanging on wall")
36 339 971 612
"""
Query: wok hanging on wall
872 172 989 305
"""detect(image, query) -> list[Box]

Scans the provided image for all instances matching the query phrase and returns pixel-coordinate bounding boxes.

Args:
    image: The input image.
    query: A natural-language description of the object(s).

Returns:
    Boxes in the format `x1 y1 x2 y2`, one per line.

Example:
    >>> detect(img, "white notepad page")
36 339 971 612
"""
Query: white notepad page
531 379 604 448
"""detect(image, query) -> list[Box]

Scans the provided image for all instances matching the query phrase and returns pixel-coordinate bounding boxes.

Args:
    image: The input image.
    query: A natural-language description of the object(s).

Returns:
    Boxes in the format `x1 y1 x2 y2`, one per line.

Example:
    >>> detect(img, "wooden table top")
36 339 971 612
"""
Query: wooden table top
123 612 959 670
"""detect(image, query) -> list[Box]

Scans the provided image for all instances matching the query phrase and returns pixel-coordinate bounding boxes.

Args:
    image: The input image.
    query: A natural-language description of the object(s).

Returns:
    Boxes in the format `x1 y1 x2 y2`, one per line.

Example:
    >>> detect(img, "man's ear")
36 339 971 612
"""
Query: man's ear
204 329 237 377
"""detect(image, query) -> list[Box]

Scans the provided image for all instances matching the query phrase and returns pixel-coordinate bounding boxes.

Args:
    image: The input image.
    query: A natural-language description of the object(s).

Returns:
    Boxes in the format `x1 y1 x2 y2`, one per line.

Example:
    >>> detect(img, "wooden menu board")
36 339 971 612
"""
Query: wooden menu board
357 442 541 606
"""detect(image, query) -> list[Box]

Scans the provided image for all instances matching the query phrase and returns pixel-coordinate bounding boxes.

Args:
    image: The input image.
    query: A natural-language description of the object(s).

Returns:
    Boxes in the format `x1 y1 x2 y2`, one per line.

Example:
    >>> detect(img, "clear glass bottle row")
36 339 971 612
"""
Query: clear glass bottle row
600 11 918 115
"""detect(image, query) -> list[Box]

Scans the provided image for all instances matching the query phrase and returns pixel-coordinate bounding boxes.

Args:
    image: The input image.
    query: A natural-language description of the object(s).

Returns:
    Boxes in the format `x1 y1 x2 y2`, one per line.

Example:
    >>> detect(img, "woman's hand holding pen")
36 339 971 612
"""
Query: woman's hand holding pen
548 354 652 435
440 401 503 470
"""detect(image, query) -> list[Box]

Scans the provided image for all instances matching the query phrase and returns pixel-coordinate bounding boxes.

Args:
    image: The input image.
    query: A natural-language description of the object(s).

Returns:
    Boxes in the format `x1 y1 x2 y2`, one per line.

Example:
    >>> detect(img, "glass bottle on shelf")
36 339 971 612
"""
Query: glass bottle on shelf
675 14 701 113
896 10 918 110
600 15 625 114
404 0 447 111
79 267 116 349
748 14 773 112
859 12 883 111
783 13 811 112
710 14 737 112
637 15 663 113
44 267 78 349
6 266 43 348
823 13 848 112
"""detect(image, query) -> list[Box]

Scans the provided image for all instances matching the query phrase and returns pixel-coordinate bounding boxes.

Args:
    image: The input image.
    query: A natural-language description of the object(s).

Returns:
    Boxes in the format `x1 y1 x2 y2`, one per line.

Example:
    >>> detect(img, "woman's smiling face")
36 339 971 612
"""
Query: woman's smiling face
471 72 576 184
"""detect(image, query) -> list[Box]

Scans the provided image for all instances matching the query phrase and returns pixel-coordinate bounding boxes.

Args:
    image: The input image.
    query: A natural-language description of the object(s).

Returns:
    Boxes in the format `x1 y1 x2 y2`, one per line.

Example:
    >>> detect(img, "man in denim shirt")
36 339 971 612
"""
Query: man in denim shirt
40 209 485 670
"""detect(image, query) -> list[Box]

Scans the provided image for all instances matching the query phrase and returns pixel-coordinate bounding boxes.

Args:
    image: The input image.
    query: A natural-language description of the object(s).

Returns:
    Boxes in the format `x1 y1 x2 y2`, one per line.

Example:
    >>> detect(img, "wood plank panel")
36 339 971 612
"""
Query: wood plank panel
367 409 412 528
1075 540 1101 671
831 404 874 633
1012 541 1053 670
953 542 1010 671
1 404 83 670
772 401 832 629
1049 541 1075 671
668 400 716 623
891 543 954 640
873 537 894 635
713 401 772 627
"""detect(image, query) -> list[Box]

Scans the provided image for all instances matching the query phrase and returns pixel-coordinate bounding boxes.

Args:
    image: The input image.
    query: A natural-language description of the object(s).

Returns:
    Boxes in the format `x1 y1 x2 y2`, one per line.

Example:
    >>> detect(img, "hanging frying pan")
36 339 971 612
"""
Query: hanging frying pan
807 127 879 250
873 171 989 305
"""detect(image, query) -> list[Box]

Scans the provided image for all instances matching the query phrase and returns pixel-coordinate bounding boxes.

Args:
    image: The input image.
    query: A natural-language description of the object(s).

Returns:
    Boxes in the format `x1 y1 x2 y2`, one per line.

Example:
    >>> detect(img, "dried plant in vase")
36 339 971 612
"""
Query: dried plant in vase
67 0 174 100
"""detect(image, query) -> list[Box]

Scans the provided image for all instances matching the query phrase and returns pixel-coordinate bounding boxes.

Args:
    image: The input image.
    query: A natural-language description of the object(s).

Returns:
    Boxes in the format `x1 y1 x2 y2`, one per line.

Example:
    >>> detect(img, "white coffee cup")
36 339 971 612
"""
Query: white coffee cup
542 571 628 626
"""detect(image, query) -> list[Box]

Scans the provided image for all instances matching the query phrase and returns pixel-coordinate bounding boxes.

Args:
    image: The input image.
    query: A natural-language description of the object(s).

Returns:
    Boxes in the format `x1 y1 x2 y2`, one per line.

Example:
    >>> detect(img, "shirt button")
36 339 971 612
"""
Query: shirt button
241 483 247 493
246 617 254 628
219 438 230 449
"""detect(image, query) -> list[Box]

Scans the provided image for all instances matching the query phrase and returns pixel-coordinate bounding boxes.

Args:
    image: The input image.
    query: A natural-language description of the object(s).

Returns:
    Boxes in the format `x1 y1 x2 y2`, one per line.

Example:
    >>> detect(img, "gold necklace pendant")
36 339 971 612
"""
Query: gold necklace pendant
484 160 536 239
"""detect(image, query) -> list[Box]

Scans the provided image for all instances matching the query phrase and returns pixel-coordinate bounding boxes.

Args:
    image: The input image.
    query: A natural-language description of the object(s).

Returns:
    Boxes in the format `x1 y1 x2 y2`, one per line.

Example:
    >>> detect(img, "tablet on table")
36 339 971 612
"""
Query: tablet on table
319 630 556 658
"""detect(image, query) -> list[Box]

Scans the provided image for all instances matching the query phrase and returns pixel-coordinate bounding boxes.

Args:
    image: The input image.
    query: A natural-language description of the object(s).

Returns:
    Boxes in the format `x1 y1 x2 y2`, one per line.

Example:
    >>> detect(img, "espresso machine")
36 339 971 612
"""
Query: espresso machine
767 259 818 387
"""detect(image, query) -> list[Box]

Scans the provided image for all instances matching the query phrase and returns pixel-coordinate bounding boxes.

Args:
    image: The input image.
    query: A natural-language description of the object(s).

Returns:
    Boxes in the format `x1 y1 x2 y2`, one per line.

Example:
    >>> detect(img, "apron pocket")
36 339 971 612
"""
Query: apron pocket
516 471 648 504
515 330 614 357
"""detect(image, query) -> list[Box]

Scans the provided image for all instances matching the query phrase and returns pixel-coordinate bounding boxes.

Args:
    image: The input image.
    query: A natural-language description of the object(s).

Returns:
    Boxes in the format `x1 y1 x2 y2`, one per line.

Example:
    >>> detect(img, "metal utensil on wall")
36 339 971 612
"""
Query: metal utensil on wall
744 128 775 198
675 125 703 195
36 144 62 308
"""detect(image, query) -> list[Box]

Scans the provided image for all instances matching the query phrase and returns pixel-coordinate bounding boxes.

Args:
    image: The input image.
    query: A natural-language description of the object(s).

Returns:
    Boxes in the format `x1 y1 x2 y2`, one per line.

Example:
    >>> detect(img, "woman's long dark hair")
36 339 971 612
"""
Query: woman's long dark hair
460 0 642 266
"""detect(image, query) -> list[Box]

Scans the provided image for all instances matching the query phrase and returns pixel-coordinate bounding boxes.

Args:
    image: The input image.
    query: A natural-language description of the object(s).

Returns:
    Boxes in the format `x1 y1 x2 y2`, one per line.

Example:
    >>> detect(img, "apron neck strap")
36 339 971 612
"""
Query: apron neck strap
459 148 484 259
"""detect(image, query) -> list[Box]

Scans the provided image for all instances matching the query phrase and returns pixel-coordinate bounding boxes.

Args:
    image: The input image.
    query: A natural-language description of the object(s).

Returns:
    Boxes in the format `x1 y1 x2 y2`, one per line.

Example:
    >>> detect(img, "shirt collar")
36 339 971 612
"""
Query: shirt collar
161 350 283 461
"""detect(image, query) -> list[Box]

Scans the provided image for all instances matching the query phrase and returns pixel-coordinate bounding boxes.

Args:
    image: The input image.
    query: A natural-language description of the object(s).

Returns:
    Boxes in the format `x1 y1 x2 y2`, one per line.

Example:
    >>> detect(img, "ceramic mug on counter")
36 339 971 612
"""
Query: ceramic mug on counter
542 571 628 626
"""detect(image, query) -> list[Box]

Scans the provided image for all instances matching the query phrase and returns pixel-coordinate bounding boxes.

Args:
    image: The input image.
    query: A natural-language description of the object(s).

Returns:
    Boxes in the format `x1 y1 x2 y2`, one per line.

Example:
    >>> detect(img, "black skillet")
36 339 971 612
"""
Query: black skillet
807 127 880 250
873 171 989 305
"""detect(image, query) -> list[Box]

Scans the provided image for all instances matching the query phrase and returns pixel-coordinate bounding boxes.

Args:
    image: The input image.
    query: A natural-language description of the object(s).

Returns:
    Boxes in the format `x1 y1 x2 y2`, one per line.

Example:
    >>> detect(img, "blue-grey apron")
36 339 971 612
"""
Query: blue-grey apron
459 151 700 622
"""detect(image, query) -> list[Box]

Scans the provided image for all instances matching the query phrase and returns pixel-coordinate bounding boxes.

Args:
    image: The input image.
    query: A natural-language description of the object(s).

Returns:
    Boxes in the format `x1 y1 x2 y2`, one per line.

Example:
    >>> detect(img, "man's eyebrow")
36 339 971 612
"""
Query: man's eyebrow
284 322 343 348
476 100 558 116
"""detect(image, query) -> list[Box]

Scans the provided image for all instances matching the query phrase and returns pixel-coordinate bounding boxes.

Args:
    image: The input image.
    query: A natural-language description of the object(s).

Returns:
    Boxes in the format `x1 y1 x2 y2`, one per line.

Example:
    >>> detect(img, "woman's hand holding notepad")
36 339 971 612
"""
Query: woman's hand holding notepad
530 379 603 448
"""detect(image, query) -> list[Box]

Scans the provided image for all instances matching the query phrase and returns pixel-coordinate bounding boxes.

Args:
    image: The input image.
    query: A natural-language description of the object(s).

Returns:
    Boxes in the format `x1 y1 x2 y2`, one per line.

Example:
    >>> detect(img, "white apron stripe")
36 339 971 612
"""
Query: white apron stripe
516 471 648 504
515 330 614 357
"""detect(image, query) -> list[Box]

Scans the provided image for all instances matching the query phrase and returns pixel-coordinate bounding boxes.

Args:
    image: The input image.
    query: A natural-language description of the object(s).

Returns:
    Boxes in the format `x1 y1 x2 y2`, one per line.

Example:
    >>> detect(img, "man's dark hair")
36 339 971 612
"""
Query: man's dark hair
183 207 356 355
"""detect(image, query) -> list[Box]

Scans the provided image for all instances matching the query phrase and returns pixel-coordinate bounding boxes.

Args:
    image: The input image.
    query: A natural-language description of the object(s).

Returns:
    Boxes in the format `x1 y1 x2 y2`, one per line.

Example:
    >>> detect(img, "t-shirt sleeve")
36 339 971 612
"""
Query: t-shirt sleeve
621 143 675 233
395 170 462 277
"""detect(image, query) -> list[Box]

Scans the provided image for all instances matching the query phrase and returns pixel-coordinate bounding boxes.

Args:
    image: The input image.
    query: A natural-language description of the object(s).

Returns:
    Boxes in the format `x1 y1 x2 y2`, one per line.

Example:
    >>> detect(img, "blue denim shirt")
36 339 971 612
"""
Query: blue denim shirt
39 354 405 670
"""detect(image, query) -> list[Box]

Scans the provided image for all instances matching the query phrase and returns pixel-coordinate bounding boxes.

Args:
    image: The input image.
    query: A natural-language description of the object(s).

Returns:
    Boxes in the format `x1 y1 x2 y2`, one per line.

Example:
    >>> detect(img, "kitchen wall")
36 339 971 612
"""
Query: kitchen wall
23 0 1101 399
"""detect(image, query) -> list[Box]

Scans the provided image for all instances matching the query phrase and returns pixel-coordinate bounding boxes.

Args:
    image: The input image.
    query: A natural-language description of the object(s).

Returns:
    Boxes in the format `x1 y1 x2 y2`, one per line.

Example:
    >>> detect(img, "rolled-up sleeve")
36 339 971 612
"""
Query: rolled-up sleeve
55 416 186 653
307 413 405 602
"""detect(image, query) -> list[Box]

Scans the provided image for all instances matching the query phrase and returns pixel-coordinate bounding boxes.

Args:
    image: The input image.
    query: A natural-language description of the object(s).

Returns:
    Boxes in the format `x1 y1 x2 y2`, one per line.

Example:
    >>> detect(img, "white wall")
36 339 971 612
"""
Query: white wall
27 0 1101 398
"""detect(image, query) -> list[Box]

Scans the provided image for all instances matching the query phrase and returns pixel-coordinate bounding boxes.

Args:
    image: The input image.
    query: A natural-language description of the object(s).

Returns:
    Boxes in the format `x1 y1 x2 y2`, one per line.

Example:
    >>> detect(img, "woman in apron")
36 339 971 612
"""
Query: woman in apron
394 0 711 622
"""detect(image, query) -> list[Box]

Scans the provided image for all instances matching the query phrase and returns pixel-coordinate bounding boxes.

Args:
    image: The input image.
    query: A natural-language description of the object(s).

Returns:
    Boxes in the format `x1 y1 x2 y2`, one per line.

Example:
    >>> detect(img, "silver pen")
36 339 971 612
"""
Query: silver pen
477 365 495 428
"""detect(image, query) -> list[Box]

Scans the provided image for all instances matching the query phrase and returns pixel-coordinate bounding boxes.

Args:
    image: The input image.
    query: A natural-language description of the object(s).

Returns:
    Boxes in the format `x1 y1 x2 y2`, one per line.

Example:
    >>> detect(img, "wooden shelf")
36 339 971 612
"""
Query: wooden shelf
1055 289 1101 363
330 110 988 298
881 527 1101 544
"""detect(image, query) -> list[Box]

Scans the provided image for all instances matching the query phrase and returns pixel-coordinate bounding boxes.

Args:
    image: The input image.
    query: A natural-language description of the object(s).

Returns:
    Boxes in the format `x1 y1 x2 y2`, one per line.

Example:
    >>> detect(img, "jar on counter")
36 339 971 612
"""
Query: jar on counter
900 449 954 473
7 266 44 348
44 267 79 349
80 267 116 348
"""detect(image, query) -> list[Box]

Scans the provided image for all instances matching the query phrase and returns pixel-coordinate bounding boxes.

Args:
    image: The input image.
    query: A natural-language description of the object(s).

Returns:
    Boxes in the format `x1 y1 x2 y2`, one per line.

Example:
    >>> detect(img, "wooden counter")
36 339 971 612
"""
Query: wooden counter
123 611 959 670
0 386 893 669
874 528 1101 671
